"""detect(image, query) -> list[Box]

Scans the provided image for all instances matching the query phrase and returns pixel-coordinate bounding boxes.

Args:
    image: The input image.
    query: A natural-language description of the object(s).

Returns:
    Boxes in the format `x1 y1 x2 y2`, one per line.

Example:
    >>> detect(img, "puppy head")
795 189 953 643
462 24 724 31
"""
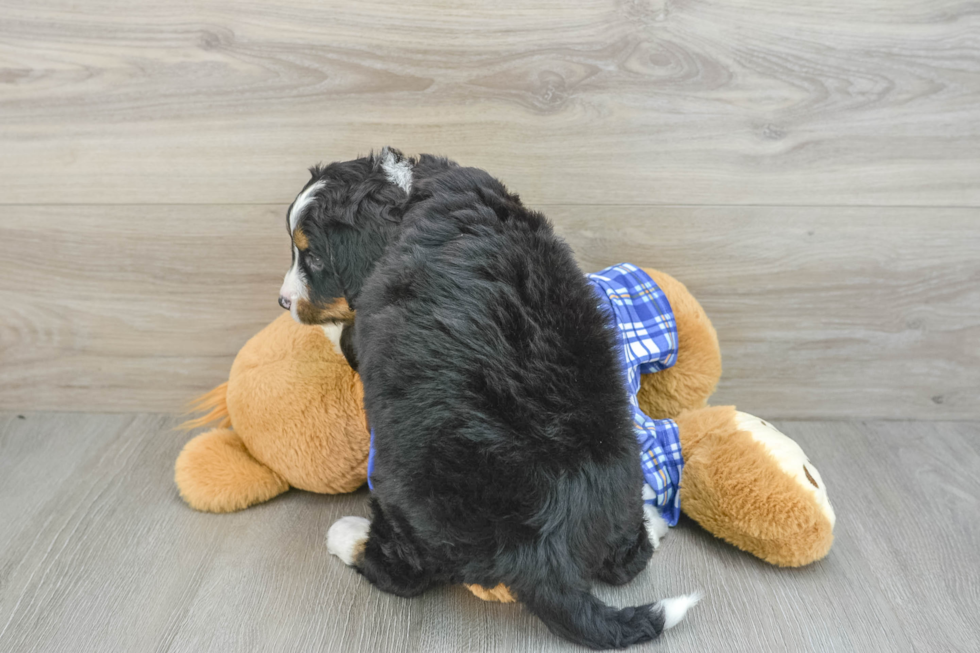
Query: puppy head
279 147 413 325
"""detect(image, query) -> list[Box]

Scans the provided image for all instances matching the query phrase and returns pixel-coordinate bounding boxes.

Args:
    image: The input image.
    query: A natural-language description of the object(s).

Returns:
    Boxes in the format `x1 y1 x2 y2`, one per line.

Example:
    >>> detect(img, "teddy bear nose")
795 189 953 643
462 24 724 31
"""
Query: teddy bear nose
279 295 291 310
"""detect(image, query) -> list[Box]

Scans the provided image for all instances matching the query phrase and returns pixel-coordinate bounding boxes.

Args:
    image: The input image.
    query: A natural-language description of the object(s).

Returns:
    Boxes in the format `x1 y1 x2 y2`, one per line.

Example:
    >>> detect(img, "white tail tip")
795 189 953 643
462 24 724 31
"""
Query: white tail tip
660 592 701 629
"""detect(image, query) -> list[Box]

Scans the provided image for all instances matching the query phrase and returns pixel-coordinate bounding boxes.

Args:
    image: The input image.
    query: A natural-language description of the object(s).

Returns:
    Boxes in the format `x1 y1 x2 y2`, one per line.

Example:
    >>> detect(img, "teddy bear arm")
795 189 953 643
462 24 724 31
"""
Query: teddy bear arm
636 270 722 420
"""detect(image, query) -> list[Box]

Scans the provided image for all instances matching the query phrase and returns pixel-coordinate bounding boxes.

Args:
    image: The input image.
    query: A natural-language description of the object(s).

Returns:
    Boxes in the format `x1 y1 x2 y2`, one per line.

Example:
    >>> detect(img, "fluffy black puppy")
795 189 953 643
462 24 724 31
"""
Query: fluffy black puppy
281 148 696 649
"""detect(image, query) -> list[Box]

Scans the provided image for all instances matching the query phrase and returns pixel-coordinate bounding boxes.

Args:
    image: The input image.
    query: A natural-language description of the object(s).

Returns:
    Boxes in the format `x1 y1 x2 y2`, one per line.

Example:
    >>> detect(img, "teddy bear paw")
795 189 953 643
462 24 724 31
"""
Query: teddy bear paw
327 516 371 566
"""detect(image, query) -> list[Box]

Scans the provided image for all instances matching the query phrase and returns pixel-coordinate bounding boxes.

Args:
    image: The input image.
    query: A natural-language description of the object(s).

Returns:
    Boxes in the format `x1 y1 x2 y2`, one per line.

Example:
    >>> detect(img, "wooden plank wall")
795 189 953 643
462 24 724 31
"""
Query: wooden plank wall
1 0 978 418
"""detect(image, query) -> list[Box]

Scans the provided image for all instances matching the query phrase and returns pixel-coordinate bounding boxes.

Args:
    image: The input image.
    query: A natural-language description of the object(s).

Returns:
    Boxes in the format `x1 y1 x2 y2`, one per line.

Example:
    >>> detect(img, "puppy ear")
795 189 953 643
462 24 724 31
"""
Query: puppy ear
337 182 402 226
323 222 385 305
335 153 410 225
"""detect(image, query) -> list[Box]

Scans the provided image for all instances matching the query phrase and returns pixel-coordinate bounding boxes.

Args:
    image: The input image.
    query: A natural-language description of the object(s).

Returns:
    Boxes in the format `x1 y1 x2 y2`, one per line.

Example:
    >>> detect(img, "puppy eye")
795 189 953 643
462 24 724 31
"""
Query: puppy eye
306 254 325 272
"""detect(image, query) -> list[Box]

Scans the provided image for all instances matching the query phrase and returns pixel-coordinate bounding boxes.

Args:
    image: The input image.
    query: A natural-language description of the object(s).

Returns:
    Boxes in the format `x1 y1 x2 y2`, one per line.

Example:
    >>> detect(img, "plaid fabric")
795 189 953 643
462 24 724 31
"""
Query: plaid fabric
587 263 684 526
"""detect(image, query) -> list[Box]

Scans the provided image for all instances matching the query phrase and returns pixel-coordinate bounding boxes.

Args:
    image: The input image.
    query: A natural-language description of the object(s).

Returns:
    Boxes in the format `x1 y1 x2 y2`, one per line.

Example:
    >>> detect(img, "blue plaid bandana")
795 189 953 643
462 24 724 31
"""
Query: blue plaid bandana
587 264 683 526
368 263 684 527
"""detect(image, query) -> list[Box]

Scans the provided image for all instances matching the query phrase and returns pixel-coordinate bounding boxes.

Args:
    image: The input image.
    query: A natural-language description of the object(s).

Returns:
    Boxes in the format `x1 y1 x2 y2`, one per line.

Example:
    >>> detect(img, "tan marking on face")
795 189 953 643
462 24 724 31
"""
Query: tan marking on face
295 297 355 324
293 227 309 251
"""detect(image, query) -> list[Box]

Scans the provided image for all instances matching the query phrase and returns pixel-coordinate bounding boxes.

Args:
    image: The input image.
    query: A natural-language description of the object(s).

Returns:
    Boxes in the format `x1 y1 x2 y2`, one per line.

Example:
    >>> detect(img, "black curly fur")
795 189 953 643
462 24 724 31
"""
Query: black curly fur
290 149 670 649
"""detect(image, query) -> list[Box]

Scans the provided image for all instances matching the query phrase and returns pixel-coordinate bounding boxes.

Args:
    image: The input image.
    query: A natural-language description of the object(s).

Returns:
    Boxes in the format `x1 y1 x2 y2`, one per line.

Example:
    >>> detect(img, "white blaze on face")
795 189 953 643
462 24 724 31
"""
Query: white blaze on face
280 180 325 322
280 251 307 323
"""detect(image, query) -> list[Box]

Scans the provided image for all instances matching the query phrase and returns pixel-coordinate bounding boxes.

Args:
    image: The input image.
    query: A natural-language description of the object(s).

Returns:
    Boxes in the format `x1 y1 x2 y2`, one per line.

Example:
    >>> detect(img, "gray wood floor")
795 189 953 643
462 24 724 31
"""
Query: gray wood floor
1 412 977 652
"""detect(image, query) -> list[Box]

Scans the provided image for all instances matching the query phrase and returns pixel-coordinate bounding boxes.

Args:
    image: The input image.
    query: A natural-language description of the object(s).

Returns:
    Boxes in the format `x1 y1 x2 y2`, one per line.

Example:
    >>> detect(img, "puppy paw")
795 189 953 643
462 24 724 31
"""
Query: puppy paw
642 497 670 550
327 516 371 566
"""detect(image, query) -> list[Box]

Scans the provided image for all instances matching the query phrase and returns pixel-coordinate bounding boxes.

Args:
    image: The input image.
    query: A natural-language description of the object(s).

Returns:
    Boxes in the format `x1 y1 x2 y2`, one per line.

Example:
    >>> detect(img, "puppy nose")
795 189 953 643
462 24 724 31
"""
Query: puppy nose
279 295 291 310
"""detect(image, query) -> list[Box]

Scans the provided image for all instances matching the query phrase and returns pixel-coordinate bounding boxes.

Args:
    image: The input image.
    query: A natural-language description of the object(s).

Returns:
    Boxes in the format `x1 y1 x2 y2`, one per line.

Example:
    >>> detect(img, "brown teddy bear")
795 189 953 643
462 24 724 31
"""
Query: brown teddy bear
176 268 834 590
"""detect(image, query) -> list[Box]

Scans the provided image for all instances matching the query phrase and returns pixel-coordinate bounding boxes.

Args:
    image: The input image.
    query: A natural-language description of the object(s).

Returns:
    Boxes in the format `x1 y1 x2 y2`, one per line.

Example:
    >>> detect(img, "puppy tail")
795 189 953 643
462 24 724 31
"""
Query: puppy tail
517 578 699 650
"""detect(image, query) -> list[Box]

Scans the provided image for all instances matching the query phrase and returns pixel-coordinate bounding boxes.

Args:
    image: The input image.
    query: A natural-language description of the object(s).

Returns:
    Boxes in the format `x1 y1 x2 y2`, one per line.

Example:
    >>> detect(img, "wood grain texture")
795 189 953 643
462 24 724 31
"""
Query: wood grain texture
2 204 978 419
0 205 288 413
0 412 978 652
0 0 978 206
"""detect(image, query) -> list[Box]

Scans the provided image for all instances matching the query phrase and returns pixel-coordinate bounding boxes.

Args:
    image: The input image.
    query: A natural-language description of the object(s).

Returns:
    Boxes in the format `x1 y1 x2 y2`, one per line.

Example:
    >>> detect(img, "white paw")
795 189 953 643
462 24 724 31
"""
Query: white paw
642 492 670 550
326 516 370 566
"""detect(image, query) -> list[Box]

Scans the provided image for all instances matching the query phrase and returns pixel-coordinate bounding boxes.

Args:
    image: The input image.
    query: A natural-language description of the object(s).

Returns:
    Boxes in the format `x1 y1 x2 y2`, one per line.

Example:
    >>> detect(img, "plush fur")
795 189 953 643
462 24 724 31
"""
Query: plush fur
287 149 692 649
